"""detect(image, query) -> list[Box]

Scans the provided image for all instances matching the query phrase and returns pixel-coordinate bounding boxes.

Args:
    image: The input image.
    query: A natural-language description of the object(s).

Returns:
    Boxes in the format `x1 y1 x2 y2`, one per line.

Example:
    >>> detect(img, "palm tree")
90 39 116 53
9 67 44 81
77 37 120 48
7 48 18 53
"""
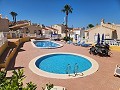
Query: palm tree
10 11 15 22
62 4 73 37
14 12 18 23
10 11 18 24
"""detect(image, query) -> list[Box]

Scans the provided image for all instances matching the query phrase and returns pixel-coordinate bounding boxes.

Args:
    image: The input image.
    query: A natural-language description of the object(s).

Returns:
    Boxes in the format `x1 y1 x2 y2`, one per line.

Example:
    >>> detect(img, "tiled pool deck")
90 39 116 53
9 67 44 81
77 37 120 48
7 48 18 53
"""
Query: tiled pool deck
6 41 120 90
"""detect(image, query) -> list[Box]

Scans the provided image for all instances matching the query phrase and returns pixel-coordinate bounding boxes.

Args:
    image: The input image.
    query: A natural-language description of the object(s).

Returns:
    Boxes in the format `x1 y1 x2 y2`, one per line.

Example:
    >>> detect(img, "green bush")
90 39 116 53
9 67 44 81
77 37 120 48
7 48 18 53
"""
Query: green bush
0 69 37 90
46 83 54 90
42 83 54 90
63 37 73 41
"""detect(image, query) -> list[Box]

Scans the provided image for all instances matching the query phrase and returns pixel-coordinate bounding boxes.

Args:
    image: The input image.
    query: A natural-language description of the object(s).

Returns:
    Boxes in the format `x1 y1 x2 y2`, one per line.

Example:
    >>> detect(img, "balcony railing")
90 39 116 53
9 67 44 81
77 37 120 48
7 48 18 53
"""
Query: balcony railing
103 39 120 46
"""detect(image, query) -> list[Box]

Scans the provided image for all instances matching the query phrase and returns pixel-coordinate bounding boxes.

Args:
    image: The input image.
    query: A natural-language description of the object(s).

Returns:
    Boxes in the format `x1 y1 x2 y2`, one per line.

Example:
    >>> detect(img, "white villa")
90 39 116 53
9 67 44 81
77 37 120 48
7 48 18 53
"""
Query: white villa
51 24 85 41
85 19 120 43
51 24 66 37
21 23 42 37
72 27 85 40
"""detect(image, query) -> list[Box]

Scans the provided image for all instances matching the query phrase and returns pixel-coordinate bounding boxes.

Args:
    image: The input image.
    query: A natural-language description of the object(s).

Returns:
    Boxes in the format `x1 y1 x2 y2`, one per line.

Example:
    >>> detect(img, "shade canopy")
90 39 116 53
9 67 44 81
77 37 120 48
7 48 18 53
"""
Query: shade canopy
97 33 100 44
101 34 104 43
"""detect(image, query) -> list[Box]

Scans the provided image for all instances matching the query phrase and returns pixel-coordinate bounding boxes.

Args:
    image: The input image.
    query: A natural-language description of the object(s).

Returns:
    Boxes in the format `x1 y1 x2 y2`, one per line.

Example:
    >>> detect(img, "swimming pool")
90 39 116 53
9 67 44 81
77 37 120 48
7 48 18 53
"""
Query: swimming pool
29 53 99 79
31 40 63 49
36 54 92 74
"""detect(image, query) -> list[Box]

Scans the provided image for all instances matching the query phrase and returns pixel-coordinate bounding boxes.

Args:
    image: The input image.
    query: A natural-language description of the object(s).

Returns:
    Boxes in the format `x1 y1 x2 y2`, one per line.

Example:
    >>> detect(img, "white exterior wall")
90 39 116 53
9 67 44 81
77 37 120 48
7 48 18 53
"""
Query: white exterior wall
80 29 85 39
52 24 65 34
88 26 112 43
74 30 80 35
0 32 4 38
116 26 120 39
73 29 85 40
85 31 88 39
23 25 42 34
86 19 120 43
52 25 62 34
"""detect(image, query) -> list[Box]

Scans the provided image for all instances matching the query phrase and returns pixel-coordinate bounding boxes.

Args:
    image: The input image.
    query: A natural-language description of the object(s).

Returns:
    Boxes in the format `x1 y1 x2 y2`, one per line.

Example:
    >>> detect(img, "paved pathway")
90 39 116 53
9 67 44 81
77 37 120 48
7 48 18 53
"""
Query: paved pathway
6 41 120 90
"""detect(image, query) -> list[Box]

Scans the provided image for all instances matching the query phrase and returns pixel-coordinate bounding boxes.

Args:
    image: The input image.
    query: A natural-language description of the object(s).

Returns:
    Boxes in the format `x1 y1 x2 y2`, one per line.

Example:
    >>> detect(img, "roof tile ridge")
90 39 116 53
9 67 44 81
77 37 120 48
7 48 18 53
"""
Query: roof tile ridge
102 24 117 30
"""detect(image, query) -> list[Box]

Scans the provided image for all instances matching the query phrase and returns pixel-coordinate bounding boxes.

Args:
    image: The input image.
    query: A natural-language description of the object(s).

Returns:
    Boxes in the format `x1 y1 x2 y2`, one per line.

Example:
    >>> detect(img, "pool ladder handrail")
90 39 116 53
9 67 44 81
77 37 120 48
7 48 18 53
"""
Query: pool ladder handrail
74 63 79 76
66 63 84 77
66 64 71 76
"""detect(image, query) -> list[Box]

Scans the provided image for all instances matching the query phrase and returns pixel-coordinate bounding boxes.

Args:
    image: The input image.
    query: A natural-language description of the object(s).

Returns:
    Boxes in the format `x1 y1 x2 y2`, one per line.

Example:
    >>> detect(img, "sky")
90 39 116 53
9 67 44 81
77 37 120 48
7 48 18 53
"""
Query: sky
0 0 120 28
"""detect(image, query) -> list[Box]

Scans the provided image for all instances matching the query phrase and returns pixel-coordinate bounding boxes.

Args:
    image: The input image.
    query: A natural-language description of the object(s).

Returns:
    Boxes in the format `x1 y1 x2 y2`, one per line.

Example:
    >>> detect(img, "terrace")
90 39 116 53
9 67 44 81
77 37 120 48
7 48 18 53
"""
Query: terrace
1 1 120 89
3 39 120 90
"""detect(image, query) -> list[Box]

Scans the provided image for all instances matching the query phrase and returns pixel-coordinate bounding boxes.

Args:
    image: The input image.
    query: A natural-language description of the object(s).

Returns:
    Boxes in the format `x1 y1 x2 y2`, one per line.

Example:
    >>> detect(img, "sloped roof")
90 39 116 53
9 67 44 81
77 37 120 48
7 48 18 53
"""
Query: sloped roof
85 25 101 32
9 23 29 30
42 27 49 30
45 26 58 31
85 23 120 32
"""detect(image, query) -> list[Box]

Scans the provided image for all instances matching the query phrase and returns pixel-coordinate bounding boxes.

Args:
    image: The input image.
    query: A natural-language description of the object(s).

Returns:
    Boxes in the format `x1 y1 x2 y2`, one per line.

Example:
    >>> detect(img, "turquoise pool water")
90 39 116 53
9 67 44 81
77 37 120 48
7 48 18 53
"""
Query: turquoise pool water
33 41 61 48
35 54 92 74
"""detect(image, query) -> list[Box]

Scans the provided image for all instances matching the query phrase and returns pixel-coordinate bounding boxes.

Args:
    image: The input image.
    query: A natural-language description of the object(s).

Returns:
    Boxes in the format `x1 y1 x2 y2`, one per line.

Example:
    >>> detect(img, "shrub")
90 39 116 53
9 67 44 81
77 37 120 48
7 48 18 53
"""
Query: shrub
0 69 37 90
63 37 73 41
46 83 54 90
42 83 54 90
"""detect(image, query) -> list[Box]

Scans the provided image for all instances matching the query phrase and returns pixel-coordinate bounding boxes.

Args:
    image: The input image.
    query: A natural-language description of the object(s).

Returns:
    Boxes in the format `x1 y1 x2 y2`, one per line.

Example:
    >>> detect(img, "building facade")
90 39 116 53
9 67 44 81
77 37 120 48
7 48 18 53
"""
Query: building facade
85 19 120 43
73 27 85 39
0 14 9 32
51 24 66 37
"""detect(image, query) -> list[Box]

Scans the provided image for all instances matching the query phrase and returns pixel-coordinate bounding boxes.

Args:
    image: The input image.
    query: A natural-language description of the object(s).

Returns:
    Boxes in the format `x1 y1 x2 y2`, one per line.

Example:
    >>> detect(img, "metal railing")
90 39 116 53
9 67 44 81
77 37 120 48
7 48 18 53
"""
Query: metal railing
103 39 120 46
3 32 59 40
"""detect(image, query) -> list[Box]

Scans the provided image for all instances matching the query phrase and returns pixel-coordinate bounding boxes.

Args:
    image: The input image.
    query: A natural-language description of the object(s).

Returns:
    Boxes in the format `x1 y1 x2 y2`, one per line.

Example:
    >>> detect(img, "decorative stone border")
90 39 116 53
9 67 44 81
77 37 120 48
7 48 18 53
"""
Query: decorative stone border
29 52 99 79
31 39 63 49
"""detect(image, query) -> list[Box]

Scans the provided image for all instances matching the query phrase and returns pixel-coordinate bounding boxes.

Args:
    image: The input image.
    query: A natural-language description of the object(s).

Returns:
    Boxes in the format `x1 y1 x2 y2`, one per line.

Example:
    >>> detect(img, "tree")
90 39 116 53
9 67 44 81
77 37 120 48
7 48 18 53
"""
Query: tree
61 4 73 37
42 24 45 28
87 24 94 29
10 11 18 24
10 12 15 22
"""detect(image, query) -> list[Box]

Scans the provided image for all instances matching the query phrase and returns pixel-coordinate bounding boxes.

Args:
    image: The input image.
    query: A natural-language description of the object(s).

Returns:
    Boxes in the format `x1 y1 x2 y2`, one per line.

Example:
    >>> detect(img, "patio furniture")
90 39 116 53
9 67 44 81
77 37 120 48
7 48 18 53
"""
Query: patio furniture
114 65 120 77
45 86 66 90
73 41 81 46
81 41 91 47
67 40 73 44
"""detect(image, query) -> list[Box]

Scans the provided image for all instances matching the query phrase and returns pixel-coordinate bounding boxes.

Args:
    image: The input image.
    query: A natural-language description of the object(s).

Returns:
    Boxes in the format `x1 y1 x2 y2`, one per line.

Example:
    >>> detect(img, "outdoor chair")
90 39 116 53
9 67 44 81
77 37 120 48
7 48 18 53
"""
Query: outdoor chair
114 65 120 77
81 41 91 47
67 40 73 44
73 41 81 46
